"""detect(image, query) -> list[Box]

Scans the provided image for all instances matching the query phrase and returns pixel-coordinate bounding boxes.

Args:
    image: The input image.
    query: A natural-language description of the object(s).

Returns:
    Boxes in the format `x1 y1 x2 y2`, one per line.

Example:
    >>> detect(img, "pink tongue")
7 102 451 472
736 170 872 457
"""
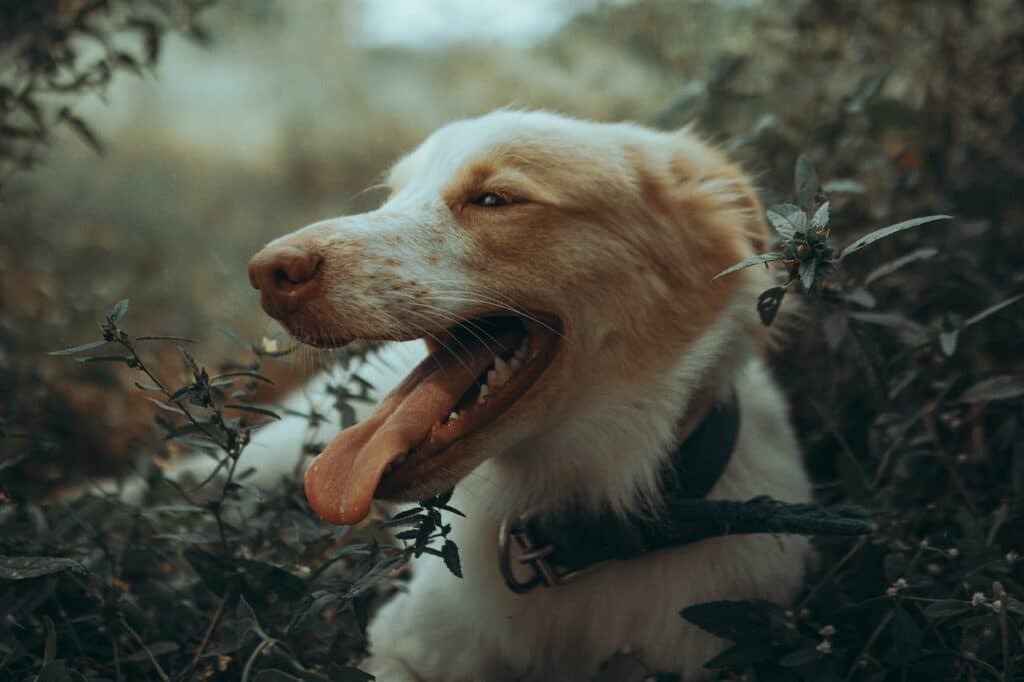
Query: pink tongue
304 332 512 525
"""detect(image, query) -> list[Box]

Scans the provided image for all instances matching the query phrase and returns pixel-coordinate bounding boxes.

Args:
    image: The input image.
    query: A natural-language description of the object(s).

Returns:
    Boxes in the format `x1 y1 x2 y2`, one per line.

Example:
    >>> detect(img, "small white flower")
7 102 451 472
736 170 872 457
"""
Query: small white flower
886 587 899 597
990 600 1003 614
819 625 836 637
1007 551 1019 565
947 548 960 559
972 592 987 607
816 640 832 654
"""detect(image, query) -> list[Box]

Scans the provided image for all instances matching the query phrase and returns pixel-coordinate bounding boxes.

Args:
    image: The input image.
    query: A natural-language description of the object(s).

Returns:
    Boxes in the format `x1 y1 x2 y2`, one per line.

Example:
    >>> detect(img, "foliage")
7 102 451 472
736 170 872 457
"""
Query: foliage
1 302 462 680
663 1 1024 679
2 0 1024 680
0 0 214 198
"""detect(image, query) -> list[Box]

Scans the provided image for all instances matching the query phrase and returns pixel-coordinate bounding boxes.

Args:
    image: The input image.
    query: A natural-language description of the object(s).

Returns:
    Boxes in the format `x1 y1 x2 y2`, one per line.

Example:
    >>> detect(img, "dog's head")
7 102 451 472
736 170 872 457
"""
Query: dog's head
248 110 771 524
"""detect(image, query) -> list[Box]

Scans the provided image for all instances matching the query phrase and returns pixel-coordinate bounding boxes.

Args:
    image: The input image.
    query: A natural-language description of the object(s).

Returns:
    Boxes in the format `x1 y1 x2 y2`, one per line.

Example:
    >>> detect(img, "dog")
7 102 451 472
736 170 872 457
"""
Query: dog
239 109 814 680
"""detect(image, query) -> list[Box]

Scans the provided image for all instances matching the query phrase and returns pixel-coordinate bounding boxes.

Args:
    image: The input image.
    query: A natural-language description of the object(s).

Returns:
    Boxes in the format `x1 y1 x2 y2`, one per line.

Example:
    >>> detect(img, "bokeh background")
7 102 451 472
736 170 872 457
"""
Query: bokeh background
2 0 757 486
2 1 1023 679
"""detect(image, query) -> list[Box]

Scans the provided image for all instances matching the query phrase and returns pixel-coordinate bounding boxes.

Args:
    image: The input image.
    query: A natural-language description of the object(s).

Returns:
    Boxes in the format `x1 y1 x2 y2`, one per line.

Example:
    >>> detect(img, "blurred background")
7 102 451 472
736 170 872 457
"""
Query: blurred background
0 0 794 486
3 1 1024 679
2 0 1022 492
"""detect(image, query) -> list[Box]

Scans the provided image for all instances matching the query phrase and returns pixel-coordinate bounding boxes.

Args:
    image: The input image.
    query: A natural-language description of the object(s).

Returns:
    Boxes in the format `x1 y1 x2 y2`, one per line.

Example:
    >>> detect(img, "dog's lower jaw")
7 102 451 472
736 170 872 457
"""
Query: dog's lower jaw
363 348 815 681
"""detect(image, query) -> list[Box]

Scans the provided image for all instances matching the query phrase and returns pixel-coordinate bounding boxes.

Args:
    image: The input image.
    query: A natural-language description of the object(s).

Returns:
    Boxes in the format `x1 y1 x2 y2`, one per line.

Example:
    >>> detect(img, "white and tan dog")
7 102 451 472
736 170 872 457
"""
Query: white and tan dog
239 110 813 680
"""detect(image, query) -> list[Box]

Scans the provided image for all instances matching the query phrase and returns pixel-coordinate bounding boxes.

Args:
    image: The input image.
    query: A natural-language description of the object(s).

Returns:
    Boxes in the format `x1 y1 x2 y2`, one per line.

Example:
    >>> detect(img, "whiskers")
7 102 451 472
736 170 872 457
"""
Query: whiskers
415 279 563 338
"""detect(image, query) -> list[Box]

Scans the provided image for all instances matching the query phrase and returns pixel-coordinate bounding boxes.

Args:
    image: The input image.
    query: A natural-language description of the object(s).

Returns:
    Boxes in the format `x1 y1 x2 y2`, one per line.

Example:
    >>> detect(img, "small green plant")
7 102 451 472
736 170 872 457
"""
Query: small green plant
0 0 215 197
715 156 952 327
0 300 462 681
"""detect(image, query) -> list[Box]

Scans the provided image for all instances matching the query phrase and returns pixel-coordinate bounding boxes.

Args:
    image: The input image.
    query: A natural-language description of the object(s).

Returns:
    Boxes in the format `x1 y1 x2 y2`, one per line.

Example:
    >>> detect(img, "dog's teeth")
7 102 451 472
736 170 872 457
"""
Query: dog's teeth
490 356 512 386
509 357 522 371
447 411 459 422
478 385 489 402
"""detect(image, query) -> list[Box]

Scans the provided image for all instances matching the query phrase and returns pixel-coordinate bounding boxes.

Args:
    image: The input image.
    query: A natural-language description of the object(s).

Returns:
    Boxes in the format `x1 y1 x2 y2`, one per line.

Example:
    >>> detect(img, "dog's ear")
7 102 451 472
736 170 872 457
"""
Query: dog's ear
624 128 772 282
667 127 771 255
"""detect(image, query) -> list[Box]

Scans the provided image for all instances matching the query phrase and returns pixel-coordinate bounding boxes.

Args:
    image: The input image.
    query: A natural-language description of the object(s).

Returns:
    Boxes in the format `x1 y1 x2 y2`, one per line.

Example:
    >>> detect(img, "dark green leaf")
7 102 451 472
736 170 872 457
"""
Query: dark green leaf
442 540 463 578
794 154 819 209
964 294 1024 328
48 340 108 356
798 260 816 290
0 555 87 579
864 247 939 285
680 600 784 643
839 215 952 260
822 178 865 194
810 201 830 229
77 355 131 364
110 298 129 323
236 557 306 601
136 335 196 343
703 641 778 669
144 396 187 416
225 404 281 420
713 253 785 280
766 208 801 239
413 514 436 557
756 287 786 326
212 370 275 385
183 547 233 596
59 107 103 153
923 600 971 620
179 346 201 376
847 288 876 309
848 312 928 345
939 330 958 357
960 376 1024 403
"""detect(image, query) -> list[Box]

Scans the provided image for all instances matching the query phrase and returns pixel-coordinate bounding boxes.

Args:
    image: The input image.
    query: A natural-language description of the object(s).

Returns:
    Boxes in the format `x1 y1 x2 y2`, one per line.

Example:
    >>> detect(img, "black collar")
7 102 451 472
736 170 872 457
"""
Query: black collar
498 391 741 593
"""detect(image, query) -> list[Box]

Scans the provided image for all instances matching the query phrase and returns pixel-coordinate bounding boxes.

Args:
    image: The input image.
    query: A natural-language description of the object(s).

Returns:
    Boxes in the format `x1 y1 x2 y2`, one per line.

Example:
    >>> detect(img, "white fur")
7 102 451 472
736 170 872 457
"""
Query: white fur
223 304 812 681
182 111 815 680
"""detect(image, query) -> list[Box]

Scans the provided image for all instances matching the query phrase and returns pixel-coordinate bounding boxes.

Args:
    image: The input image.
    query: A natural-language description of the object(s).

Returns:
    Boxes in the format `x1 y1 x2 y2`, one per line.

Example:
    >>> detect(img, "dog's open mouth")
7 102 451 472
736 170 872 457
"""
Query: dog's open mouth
304 315 561 525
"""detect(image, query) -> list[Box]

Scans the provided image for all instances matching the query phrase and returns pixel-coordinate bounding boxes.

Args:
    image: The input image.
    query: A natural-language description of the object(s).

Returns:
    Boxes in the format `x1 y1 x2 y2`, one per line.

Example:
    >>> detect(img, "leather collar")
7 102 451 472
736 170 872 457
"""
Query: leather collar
498 390 741 593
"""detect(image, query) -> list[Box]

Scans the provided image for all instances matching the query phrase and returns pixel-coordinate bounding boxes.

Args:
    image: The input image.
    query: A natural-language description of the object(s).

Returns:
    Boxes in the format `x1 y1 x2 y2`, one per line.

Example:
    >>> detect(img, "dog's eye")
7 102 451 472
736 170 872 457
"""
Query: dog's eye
471 192 509 208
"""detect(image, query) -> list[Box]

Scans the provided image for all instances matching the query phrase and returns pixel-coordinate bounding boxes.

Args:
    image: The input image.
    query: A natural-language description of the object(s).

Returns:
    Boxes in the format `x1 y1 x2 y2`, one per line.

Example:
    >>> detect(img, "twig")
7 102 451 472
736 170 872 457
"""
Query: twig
183 588 233 677
120 615 170 682
240 638 274 682
798 537 868 610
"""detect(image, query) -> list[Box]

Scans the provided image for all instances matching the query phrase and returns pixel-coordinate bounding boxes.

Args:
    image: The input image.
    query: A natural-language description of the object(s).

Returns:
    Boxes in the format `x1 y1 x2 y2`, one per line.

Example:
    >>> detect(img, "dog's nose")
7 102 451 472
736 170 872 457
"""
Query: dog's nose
248 245 324 318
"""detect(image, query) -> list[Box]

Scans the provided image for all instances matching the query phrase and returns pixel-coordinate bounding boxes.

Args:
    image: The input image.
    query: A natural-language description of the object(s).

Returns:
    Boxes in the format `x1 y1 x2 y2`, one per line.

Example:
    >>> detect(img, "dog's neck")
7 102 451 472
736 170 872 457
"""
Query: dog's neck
464 300 759 521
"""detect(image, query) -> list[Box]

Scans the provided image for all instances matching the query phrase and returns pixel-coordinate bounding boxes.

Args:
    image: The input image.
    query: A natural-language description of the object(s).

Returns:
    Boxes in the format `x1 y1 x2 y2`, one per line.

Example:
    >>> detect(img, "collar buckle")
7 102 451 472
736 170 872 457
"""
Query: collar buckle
498 512 594 594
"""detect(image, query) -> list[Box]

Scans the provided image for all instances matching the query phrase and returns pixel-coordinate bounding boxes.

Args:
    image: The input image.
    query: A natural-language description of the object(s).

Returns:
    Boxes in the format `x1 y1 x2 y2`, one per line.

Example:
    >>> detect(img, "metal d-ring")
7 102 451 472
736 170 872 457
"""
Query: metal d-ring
498 512 596 593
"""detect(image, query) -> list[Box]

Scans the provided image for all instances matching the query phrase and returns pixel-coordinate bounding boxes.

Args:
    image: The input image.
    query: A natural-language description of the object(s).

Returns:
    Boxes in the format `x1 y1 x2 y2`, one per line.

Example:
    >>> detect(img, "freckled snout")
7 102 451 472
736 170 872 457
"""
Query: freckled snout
248 244 324 320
